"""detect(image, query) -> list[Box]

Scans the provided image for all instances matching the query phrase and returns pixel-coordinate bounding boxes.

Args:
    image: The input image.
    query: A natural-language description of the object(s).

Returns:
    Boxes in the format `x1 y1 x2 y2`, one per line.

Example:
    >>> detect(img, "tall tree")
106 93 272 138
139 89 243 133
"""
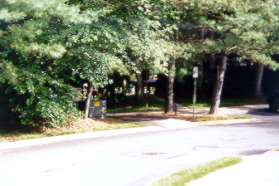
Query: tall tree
166 60 176 113
0 0 93 126
176 0 279 114
0 0 122 125
255 64 265 98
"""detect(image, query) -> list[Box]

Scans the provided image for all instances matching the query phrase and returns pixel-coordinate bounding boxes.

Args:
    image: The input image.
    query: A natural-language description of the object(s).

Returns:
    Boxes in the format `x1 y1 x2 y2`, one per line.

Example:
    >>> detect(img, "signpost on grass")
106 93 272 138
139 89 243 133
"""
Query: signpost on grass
192 66 199 119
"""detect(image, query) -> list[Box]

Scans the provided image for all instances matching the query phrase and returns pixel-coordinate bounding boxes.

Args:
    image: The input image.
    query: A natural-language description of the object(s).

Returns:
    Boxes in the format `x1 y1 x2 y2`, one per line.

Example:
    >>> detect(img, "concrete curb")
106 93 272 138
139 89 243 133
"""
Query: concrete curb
0 117 261 152
0 126 155 151
0 120 197 152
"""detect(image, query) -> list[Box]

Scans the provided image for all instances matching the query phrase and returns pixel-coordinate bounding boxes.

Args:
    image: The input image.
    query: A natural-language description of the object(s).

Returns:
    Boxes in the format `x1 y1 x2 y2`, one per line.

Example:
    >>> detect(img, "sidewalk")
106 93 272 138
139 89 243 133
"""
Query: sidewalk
189 150 279 186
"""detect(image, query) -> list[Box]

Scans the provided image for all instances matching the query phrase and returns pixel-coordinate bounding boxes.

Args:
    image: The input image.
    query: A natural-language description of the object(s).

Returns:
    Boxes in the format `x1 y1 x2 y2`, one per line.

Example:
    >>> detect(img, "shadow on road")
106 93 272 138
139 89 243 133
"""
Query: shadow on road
248 108 279 116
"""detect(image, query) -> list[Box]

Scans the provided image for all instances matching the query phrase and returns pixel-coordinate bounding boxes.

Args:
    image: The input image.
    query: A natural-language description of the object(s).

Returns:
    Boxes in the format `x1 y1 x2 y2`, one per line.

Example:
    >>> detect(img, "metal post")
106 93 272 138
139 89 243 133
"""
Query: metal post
193 78 197 119
192 66 199 120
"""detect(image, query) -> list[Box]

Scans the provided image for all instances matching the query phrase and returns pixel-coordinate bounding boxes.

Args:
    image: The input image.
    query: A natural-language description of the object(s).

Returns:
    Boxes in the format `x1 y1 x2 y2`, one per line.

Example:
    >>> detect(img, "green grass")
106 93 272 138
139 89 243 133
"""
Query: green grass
108 96 265 114
0 131 46 142
108 95 165 113
178 98 265 109
92 122 141 131
192 115 251 122
220 98 265 107
153 157 242 186
108 105 163 113
0 121 141 142
185 103 210 109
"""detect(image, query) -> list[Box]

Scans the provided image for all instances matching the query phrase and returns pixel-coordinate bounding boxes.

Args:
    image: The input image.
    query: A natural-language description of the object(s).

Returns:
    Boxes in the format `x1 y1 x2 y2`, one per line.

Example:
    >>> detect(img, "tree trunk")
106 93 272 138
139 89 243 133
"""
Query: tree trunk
198 62 204 89
84 85 94 119
135 72 144 102
209 54 228 115
198 28 205 89
255 64 264 98
165 60 176 113
209 54 216 69
209 32 216 70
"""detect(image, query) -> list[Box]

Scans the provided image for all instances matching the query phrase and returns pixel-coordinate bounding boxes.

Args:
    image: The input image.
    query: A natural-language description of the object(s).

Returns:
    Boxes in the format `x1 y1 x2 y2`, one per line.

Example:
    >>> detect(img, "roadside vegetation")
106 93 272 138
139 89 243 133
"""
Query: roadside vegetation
181 98 266 109
107 96 165 113
0 119 142 142
108 95 265 113
0 0 278 132
153 157 242 186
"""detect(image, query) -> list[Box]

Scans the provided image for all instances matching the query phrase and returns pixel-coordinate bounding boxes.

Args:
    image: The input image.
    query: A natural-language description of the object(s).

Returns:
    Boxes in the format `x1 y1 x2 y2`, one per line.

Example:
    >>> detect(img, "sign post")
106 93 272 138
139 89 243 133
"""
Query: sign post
192 66 199 120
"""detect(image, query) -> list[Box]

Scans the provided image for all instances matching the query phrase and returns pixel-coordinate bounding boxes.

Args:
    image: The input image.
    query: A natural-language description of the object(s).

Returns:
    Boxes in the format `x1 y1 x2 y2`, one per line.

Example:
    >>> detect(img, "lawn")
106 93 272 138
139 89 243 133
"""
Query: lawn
0 96 260 142
0 119 142 142
108 95 265 113
177 97 265 109
153 157 242 186
108 95 165 113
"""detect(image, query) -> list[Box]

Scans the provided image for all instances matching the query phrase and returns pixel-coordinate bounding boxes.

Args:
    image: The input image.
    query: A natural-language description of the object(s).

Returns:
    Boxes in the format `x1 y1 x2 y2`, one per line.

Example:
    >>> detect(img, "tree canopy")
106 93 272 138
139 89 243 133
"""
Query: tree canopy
1 0 279 126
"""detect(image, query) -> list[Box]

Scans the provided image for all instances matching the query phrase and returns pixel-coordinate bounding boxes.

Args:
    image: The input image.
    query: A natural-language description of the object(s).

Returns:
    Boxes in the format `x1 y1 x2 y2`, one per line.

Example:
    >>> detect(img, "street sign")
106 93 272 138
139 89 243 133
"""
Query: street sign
193 66 199 79
89 100 107 119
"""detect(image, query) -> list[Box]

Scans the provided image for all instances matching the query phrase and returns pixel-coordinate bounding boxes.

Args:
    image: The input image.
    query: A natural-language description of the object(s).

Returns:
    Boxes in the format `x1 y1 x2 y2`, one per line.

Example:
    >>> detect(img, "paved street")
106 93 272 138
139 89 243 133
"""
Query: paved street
0 114 279 186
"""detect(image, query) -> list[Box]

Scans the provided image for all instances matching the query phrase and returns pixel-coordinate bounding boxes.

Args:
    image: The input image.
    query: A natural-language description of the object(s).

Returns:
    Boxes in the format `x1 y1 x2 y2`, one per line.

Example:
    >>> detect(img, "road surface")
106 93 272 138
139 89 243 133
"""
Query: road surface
0 118 279 186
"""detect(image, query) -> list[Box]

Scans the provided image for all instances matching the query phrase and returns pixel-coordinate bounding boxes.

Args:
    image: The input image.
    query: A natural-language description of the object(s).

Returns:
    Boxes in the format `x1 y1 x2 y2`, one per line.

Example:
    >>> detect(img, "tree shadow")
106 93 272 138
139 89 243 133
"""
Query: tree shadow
247 108 279 116
108 114 167 122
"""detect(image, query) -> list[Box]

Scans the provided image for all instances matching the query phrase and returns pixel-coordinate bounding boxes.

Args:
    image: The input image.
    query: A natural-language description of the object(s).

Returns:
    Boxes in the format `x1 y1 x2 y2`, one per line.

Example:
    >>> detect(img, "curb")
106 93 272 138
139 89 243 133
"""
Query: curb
0 121 197 152
0 126 155 152
0 117 261 152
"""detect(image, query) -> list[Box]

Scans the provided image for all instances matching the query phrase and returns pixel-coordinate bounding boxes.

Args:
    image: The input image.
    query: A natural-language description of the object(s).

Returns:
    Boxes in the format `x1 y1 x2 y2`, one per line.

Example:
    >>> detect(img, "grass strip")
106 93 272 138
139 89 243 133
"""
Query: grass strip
0 122 141 142
153 157 242 186
192 115 251 122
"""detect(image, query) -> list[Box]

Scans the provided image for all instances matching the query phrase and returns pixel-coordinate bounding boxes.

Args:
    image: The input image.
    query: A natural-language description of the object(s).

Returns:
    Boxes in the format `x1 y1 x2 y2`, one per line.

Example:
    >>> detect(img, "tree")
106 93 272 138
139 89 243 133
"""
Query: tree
255 64 265 98
118 2 170 102
166 60 176 113
176 0 279 114
74 0 191 113
141 1 192 113
0 0 118 125
162 42 192 113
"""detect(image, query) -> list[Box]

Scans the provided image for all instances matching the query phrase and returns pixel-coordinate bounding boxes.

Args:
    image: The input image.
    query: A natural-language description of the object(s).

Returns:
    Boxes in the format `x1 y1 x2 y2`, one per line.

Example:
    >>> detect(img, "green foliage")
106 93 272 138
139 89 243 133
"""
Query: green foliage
0 0 104 127
1 0 279 127
0 60 80 127
177 0 279 69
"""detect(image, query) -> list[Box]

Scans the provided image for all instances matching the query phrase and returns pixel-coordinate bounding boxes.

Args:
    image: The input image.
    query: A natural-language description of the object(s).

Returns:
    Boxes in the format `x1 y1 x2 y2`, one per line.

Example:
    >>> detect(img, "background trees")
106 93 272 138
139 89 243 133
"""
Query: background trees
0 0 91 126
1 0 279 127
0 0 122 125
175 0 279 114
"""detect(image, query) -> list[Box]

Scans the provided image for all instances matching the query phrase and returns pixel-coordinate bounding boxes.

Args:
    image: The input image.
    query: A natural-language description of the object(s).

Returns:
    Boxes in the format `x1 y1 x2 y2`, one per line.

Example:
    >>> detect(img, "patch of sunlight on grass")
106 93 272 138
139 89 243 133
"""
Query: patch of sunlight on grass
0 131 46 142
93 123 142 131
193 115 251 122
108 105 163 113
153 157 242 186
0 122 142 142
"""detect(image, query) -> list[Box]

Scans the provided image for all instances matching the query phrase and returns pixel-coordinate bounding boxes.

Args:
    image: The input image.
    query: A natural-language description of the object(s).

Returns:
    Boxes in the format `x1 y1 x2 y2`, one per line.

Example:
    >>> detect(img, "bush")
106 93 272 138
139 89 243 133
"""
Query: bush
22 97 80 128
0 63 81 128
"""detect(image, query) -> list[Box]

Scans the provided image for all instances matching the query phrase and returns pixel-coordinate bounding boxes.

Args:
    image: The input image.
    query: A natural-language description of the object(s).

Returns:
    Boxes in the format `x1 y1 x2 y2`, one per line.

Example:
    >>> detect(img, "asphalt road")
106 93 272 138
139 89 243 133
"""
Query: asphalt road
1 119 279 186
